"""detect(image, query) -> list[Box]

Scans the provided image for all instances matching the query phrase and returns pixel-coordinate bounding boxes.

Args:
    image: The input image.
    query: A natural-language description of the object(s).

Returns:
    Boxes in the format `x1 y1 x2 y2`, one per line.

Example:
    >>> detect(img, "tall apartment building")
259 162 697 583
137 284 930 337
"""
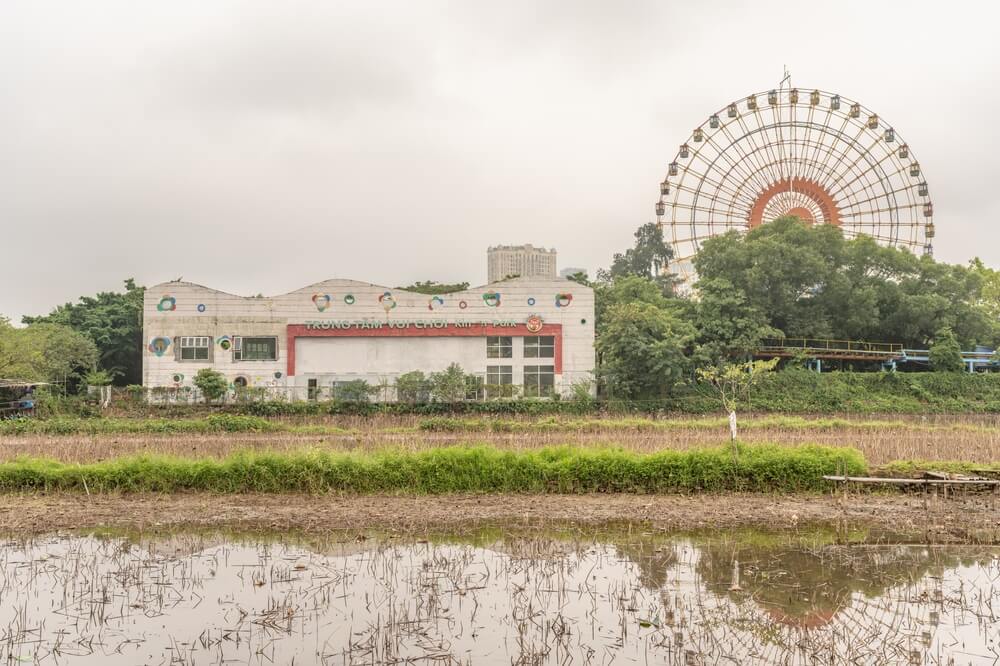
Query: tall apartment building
487 244 557 283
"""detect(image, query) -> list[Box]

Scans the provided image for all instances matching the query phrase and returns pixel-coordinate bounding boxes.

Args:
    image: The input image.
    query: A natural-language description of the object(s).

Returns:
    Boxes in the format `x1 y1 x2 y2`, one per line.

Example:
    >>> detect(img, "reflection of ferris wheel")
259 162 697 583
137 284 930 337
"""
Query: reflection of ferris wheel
656 84 935 282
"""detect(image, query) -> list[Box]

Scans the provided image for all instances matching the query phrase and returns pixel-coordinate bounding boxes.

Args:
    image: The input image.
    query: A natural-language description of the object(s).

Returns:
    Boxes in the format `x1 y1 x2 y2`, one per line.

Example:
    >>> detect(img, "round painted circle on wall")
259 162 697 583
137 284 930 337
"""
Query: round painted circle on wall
197 304 206 312
157 296 177 312
458 300 468 309
273 371 283 379
344 294 355 305
172 373 184 384
527 297 536 306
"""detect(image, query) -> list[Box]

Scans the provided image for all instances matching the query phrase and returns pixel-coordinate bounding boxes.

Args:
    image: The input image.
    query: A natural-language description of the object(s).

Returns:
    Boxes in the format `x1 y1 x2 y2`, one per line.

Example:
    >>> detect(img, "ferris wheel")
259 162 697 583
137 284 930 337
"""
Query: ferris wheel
656 84 935 283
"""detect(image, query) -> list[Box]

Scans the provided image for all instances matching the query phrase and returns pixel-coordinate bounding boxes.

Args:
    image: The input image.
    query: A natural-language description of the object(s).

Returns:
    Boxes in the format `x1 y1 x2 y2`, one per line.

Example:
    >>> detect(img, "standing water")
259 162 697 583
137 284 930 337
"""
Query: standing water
0 528 997 664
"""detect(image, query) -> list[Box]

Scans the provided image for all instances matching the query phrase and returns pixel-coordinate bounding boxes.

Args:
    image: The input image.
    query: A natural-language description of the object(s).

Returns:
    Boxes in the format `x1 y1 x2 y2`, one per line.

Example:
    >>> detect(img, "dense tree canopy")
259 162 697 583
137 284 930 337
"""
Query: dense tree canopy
693 217 994 348
22 279 145 385
0 318 99 386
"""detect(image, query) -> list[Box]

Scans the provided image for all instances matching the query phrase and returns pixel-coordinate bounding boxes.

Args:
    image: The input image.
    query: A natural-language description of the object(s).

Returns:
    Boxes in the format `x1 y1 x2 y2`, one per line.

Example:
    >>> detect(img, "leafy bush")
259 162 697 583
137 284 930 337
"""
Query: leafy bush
193 369 228 403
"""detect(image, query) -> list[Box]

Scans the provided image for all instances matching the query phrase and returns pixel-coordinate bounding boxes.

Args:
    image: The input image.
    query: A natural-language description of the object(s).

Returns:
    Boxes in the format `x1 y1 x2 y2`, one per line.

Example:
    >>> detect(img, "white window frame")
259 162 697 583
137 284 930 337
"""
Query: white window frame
523 365 555 397
486 336 513 359
486 365 513 385
523 335 555 359
233 336 278 362
179 336 211 361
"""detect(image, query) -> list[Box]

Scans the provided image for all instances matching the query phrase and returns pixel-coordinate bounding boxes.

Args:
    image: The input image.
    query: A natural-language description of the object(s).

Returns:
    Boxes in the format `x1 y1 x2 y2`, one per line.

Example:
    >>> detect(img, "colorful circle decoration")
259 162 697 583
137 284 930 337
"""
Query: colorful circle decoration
157 296 176 312
379 291 397 313
147 336 171 357
217 335 232 351
427 295 445 311
172 373 184 384
273 371 283 380
526 315 544 333
197 304 206 313
458 300 468 309
527 297 536 306
483 292 501 307
555 293 573 308
344 294 355 305
312 293 331 312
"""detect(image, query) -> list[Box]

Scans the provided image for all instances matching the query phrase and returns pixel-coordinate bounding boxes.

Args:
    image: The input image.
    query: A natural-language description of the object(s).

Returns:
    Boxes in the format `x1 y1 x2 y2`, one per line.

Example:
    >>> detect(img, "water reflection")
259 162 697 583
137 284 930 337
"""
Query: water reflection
0 528 996 664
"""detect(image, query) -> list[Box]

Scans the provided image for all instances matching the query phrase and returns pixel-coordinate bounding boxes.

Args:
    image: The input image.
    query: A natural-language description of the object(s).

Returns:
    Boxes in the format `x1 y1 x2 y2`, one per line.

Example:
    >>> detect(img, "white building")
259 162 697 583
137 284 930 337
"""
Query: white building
487 245 557 283
142 277 594 400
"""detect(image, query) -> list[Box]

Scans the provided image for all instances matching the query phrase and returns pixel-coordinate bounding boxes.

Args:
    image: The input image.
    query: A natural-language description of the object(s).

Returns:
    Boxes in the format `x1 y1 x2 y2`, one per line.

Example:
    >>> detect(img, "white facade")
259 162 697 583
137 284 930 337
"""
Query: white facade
142 277 594 399
487 245 557 283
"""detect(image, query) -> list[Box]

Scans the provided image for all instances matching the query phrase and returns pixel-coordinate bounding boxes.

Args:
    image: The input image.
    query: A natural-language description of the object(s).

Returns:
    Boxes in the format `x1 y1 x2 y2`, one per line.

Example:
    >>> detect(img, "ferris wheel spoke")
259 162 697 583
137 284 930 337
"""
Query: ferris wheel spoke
698 130 773 198
695 150 760 208
837 182 923 214
741 109 785 186
718 117 779 195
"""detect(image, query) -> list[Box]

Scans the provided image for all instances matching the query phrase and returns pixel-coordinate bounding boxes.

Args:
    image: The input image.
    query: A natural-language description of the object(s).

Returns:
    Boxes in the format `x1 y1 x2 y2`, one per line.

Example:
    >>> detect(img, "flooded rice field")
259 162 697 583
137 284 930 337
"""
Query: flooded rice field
1 527 998 665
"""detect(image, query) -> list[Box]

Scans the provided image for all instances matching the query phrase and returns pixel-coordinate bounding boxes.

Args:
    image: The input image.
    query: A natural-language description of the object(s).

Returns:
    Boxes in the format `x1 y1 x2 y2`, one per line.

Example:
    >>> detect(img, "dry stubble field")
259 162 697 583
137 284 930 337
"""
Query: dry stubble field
1 413 997 467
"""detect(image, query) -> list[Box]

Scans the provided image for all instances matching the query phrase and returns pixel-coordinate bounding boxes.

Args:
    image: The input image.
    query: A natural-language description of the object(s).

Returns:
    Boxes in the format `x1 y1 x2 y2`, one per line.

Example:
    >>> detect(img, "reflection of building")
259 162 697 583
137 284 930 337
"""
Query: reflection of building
559 267 587 279
142 277 594 399
488 245 557 283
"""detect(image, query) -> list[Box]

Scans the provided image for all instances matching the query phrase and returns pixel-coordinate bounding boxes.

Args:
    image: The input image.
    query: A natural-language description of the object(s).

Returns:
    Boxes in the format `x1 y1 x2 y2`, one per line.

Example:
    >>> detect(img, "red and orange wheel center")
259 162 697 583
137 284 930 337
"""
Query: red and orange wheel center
748 178 841 228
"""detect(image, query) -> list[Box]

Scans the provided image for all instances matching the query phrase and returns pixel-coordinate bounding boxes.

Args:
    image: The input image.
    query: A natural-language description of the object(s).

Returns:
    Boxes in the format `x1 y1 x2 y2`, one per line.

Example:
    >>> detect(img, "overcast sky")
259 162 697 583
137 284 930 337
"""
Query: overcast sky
2 0 998 321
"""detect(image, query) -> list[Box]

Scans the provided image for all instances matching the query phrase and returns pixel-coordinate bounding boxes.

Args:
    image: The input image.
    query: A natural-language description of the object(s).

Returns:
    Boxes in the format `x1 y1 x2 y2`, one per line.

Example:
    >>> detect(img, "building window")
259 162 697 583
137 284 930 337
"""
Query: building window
486 336 512 358
485 365 513 398
234 336 277 361
486 365 512 385
178 336 210 361
523 365 555 397
523 336 555 358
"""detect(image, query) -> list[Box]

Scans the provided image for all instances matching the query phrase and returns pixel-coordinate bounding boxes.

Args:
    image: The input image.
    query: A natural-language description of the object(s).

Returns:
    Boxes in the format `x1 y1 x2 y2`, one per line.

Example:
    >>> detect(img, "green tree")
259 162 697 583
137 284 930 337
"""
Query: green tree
0 318 99 387
193 368 228 403
429 363 468 402
398 281 471 295
693 278 778 363
22 279 145 385
395 371 430 404
597 223 676 293
596 302 695 399
928 327 964 372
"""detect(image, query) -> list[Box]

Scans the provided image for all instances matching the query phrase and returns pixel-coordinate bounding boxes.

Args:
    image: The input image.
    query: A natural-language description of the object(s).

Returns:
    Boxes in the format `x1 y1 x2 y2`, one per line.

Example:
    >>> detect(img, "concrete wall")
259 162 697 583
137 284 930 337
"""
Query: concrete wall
142 277 595 398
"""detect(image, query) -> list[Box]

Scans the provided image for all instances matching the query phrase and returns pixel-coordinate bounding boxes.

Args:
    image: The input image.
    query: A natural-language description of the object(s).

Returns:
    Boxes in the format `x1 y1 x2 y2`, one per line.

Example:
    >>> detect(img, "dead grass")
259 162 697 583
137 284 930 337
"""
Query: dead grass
1 413 997 466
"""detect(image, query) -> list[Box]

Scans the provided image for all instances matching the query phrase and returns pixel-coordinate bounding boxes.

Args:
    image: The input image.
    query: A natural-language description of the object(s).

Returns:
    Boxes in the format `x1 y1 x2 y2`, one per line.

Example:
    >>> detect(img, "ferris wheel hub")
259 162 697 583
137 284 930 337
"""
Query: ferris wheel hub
748 178 841 228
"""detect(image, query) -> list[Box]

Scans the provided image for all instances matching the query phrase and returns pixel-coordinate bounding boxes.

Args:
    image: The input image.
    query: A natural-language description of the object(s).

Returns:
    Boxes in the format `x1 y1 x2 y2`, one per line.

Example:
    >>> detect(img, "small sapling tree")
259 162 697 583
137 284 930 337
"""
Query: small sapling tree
697 358 778 452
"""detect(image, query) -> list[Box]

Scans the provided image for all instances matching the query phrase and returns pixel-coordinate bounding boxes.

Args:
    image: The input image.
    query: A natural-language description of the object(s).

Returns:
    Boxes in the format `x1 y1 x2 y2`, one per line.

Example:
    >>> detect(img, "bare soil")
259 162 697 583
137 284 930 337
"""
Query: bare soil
2 491 998 542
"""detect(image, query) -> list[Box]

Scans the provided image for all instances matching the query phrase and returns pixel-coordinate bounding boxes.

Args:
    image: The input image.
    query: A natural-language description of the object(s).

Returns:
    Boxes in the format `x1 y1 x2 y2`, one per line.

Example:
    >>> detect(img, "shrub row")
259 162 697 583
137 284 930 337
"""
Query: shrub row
0 414 278 436
0 444 866 494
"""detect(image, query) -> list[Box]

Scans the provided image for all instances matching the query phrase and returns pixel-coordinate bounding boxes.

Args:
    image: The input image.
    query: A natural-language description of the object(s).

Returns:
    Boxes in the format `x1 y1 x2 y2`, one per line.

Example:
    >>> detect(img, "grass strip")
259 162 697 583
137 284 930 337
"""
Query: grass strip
3 414 996 437
0 444 865 494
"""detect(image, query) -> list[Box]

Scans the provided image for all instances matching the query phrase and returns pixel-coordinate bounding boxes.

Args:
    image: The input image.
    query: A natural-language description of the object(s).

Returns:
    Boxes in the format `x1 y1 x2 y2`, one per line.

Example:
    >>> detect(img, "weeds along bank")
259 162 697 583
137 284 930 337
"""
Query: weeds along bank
31 371 1000 419
0 444 865 493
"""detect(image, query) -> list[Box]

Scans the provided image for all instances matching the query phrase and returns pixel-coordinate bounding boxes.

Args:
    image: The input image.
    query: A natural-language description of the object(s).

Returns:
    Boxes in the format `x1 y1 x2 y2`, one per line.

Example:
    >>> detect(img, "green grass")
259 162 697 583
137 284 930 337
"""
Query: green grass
0 444 865 494
416 415 997 434
878 460 1000 476
4 413 995 437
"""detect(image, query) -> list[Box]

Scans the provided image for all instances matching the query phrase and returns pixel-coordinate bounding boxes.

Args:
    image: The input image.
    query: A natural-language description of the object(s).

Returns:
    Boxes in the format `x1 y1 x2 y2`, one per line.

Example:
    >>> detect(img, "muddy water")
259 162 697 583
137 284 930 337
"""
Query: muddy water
0 528 997 665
